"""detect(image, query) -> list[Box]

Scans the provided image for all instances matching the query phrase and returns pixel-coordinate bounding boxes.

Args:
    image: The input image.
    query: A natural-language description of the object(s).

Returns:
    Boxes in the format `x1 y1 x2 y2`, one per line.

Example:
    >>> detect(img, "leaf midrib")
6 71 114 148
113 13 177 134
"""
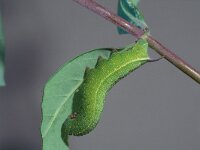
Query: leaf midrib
42 80 82 138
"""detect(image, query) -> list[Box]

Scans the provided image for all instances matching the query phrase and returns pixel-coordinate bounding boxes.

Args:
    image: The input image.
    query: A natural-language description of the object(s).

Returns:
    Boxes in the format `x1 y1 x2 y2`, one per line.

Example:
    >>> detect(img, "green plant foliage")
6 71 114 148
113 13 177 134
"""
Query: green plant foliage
129 0 140 5
62 39 150 145
41 48 113 150
117 0 148 34
0 13 5 86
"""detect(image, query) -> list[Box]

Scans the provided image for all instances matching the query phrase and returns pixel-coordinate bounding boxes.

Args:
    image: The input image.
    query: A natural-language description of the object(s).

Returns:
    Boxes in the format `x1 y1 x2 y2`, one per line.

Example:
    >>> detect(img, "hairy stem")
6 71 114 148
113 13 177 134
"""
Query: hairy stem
72 0 200 84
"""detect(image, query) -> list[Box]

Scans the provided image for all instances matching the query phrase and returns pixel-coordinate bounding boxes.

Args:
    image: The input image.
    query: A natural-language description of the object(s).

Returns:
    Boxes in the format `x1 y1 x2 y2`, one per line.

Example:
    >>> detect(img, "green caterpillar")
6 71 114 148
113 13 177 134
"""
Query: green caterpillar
62 39 150 144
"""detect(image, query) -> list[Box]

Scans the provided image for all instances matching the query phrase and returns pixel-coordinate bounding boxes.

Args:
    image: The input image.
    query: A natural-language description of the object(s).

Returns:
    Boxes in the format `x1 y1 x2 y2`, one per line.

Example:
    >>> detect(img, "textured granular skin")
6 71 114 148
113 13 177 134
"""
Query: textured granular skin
62 39 149 142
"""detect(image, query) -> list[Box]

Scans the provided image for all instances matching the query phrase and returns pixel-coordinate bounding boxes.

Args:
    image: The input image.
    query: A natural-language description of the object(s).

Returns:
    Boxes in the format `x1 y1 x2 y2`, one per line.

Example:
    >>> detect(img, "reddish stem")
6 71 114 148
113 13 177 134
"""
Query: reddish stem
72 0 200 84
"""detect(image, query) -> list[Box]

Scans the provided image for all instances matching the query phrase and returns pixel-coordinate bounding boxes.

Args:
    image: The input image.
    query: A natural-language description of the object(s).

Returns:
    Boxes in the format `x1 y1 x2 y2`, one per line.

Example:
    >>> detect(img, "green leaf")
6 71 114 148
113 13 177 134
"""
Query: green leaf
41 49 112 150
117 0 148 34
0 12 5 86
129 0 140 5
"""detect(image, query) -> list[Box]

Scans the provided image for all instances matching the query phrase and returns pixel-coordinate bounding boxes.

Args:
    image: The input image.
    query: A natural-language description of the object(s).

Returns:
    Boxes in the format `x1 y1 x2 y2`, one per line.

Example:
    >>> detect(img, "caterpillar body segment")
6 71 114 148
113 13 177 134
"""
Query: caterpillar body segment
62 39 149 143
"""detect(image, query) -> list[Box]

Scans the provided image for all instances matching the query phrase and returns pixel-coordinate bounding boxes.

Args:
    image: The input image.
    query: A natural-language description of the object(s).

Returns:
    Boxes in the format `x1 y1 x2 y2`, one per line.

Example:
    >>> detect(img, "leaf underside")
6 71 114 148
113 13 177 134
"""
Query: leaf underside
41 49 112 150
117 0 148 34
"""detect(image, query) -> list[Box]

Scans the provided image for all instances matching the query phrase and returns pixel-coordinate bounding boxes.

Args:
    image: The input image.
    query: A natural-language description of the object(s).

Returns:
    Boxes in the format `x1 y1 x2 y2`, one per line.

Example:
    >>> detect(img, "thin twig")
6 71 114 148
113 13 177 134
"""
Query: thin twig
72 0 200 84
